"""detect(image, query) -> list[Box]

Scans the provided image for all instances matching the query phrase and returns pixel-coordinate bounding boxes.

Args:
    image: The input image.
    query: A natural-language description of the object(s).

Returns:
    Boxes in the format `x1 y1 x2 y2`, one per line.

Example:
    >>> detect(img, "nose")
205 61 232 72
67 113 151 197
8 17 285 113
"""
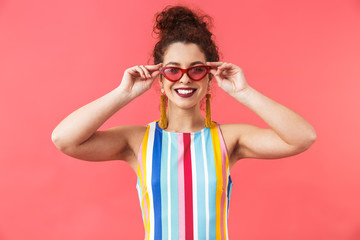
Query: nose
179 72 192 84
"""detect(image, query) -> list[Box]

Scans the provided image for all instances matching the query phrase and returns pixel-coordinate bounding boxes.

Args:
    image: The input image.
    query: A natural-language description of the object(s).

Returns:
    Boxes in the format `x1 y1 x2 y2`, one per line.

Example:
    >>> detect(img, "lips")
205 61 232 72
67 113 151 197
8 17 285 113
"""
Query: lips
174 88 197 98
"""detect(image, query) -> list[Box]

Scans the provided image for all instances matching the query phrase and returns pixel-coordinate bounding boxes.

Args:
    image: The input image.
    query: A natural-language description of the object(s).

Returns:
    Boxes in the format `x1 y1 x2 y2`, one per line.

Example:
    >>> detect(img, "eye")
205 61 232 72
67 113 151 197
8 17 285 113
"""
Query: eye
190 67 206 73
165 68 180 74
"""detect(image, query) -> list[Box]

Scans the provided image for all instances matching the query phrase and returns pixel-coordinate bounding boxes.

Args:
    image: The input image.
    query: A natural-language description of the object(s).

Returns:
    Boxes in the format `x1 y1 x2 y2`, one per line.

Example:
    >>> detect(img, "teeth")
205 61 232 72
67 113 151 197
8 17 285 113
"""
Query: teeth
177 89 195 94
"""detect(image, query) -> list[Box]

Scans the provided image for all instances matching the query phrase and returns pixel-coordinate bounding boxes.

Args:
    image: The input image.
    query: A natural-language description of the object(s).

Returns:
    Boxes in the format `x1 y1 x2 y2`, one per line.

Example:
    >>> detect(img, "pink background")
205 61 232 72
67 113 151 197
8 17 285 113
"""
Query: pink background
1 0 359 239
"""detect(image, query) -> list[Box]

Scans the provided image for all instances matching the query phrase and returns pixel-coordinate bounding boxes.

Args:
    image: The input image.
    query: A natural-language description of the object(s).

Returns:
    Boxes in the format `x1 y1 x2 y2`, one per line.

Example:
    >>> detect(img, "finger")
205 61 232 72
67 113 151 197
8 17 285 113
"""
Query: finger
208 62 228 75
217 63 234 75
217 62 231 69
145 63 163 70
126 67 140 76
134 65 146 79
209 68 218 75
206 61 224 67
151 70 161 79
212 72 224 86
139 65 151 78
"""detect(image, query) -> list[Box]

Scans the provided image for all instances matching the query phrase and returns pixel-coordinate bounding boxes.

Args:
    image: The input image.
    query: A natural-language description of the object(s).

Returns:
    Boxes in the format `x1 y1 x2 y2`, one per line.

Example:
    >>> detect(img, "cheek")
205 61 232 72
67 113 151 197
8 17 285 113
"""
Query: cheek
163 82 175 93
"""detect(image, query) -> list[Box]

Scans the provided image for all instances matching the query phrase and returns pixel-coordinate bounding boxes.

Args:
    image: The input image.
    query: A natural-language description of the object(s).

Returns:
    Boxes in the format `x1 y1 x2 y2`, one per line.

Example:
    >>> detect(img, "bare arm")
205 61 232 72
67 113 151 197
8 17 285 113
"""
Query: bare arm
51 64 162 161
208 62 317 162
236 86 316 152
223 99 317 162
51 87 136 161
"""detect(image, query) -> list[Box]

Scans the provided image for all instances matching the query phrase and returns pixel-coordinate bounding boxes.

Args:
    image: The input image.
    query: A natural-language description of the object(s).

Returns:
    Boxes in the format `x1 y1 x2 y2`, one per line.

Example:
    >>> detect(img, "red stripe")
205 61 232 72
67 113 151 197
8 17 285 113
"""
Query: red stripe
183 133 193 240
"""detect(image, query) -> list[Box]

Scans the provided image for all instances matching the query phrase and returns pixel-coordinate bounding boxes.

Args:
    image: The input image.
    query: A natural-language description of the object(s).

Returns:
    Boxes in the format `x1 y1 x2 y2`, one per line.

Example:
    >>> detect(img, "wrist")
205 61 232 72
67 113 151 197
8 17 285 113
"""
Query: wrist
232 85 254 103
115 86 137 101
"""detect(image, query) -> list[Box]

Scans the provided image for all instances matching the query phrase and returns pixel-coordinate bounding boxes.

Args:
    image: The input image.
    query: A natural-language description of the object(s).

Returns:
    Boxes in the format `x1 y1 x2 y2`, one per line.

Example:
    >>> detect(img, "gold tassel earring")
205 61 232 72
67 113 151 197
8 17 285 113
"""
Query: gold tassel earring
205 93 212 128
159 90 167 129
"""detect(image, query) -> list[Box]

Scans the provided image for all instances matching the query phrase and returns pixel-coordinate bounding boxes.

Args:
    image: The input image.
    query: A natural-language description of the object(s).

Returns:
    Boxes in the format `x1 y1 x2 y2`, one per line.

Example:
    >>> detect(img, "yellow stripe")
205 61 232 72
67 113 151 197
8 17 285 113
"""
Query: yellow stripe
137 137 146 226
223 154 229 239
141 125 150 239
137 163 146 230
210 122 223 240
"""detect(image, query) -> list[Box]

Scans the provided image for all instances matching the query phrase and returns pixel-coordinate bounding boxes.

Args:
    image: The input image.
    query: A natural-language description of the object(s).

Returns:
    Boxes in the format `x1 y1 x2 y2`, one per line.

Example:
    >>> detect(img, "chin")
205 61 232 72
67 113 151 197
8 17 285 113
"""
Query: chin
169 99 199 110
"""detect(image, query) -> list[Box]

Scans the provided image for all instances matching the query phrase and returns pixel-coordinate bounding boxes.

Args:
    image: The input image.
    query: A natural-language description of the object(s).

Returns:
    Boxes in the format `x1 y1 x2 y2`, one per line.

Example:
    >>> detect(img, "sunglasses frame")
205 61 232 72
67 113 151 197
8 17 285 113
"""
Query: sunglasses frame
159 65 212 82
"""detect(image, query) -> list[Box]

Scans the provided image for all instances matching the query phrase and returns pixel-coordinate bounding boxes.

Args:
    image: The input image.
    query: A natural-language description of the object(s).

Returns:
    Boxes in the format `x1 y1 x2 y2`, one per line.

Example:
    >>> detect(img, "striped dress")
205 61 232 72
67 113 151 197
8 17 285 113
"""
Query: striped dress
136 120 234 240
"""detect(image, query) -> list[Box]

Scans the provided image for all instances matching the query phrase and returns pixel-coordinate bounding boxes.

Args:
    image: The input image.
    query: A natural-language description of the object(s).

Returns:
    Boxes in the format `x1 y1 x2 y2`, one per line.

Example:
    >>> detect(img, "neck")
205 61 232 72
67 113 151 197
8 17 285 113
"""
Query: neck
165 103 205 132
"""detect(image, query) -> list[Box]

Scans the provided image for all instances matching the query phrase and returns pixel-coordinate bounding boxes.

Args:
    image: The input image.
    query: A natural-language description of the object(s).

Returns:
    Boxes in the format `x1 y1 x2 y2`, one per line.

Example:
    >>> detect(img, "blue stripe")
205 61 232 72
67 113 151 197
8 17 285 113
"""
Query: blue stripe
160 131 169 238
205 127 217 239
152 126 162 239
194 131 206 239
227 176 233 215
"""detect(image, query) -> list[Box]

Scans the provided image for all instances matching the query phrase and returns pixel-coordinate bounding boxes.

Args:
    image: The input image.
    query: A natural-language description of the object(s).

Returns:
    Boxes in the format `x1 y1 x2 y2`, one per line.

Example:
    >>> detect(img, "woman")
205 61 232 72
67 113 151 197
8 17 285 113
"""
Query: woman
52 5 317 240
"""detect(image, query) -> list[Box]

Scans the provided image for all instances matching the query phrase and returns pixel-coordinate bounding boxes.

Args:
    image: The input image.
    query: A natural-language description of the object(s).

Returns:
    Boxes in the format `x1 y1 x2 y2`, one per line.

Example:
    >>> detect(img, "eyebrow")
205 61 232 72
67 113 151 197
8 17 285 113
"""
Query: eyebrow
165 61 205 67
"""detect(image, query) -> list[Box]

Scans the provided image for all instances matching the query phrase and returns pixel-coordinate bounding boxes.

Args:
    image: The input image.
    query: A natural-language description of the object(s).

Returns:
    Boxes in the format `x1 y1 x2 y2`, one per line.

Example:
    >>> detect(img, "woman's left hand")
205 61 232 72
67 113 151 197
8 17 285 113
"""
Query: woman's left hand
206 62 250 97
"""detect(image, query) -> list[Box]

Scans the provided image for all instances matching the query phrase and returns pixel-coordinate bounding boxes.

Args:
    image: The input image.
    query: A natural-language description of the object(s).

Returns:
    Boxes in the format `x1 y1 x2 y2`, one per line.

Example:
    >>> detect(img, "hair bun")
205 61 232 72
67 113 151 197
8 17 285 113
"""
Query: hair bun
154 5 209 37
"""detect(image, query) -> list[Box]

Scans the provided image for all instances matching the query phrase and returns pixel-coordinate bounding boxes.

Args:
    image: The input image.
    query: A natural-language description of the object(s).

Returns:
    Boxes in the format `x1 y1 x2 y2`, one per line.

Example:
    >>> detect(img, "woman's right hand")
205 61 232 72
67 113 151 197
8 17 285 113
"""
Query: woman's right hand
118 63 162 98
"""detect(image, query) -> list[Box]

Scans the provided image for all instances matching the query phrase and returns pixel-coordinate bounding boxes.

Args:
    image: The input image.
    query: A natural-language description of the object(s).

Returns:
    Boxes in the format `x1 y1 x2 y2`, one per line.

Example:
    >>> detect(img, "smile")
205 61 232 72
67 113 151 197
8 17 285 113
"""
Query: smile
174 88 197 98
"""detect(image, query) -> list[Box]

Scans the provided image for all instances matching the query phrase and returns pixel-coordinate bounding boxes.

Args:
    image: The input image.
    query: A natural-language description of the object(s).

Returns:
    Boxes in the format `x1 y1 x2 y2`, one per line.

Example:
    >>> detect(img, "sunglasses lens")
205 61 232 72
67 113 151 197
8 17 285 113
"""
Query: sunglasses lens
188 66 208 80
163 68 182 81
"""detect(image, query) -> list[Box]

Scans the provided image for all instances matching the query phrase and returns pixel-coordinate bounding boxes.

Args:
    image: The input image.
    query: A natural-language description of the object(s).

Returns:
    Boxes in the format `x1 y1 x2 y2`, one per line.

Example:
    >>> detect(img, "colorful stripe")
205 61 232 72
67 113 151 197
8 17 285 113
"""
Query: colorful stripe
177 134 185 239
136 120 234 240
183 133 193 239
152 125 162 239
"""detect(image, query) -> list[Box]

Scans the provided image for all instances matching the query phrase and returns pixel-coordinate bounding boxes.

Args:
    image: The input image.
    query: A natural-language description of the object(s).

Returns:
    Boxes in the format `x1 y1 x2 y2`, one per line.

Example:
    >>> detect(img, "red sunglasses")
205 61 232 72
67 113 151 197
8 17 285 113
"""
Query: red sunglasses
159 65 212 82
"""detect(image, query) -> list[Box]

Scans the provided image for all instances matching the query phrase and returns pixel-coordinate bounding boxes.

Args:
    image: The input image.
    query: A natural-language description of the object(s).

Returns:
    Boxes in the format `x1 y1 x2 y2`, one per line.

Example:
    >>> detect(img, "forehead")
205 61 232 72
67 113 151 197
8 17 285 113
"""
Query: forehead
163 42 206 65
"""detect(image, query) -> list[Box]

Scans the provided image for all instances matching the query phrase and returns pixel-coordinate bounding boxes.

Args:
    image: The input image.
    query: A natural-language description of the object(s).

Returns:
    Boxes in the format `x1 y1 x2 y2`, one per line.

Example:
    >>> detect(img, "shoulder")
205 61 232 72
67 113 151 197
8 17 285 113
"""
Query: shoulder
125 120 162 147
218 122 250 140
218 122 251 134
111 124 148 167
118 124 148 151
217 123 254 162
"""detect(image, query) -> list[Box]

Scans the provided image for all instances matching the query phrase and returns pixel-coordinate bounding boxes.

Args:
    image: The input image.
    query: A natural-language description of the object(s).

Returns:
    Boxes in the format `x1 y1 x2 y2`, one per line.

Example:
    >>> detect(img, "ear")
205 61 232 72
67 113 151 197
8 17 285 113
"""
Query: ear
158 74 163 87
208 73 213 80
208 79 212 91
